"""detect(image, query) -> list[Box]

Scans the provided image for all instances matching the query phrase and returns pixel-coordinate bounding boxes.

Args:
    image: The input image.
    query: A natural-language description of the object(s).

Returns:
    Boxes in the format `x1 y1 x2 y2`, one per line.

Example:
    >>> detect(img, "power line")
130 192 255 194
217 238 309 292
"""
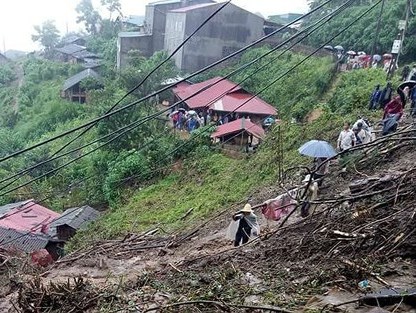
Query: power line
0 0 333 165
0 0 377 247
118 0 380 186
50 1 231 158
0 1 341 191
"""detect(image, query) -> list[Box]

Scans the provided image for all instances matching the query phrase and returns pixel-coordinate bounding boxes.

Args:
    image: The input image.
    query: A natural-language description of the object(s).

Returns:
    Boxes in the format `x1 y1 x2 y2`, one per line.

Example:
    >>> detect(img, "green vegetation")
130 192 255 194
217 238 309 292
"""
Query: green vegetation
0 0 406 249
307 0 415 62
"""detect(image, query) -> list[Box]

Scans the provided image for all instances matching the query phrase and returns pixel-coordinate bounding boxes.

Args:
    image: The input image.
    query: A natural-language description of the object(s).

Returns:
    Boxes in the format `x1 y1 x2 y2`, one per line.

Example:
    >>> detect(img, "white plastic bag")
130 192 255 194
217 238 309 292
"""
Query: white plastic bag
226 220 239 240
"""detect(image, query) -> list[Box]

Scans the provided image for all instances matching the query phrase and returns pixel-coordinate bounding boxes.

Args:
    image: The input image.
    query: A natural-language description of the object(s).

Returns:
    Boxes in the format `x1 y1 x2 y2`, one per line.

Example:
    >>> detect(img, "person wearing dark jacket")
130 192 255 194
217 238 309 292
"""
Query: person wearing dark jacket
369 85 381 110
232 204 258 247
379 82 393 109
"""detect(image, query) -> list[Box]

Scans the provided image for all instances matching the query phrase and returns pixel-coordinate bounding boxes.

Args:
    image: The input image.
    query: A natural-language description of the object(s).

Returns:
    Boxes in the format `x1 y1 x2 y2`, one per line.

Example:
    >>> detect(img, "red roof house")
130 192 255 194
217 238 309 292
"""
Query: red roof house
0 200 59 234
173 77 241 110
211 118 265 140
0 200 60 254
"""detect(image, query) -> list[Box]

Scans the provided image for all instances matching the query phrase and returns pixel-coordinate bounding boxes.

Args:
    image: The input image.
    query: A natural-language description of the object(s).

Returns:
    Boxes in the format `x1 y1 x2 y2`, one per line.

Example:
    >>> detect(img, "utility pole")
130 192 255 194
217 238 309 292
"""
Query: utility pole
371 0 385 56
388 0 411 79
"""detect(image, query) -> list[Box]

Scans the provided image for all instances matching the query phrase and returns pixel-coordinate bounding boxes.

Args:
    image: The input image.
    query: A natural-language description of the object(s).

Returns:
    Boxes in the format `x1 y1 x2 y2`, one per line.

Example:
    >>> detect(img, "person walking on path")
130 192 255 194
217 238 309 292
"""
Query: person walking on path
369 85 381 110
232 204 259 247
379 82 393 109
337 122 356 152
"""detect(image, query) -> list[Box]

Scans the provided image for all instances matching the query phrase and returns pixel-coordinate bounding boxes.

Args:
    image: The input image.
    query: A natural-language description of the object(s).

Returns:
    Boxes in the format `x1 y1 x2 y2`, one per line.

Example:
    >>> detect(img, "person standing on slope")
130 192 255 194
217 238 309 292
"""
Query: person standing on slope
232 204 259 247
337 122 356 152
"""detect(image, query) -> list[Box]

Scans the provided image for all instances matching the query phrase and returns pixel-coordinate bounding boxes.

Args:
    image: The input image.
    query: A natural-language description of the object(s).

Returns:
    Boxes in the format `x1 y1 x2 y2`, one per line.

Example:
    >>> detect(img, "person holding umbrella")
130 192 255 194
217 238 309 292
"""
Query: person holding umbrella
298 140 337 186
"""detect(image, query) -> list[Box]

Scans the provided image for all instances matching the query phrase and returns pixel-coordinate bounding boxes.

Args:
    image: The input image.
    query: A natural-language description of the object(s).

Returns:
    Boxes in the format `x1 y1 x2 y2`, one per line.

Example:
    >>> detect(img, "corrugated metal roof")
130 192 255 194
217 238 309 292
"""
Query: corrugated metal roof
209 91 277 116
0 227 49 253
0 200 31 217
0 201 59 233
148 0 182 6
63 35 85 44
55 44 86 55
173 76 242 109
49 206 99 231
72 50 99 60
123 15 145 26
170 2 218 12
118 31 150 38
63 69 101 91
211 118 265 139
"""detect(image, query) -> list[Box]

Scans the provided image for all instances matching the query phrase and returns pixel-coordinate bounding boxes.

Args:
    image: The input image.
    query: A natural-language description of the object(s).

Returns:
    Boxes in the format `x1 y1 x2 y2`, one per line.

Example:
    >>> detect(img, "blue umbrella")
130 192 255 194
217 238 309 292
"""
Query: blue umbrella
298 140 337 158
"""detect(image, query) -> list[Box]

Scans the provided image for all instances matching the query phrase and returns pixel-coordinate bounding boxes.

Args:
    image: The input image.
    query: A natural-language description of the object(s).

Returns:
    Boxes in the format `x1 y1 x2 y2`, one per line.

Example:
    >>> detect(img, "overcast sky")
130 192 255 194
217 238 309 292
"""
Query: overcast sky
0 0 309 52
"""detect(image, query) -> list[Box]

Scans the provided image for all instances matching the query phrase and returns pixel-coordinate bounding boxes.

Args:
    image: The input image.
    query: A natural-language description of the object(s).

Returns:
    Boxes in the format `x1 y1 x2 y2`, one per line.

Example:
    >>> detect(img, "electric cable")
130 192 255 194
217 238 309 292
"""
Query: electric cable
0 0 333 165
50 1 231 158
0 0 353 195
0 0 346 190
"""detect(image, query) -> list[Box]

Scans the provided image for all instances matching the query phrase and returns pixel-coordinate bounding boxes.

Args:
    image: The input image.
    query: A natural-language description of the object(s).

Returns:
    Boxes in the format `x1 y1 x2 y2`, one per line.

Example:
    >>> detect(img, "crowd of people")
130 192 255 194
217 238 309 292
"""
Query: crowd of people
227 75 416 247
169 108 251 133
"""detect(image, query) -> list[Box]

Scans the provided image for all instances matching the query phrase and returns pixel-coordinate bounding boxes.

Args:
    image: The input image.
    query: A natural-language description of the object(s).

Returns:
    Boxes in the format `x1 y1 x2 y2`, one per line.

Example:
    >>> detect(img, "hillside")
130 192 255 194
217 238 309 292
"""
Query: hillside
2 52 415 312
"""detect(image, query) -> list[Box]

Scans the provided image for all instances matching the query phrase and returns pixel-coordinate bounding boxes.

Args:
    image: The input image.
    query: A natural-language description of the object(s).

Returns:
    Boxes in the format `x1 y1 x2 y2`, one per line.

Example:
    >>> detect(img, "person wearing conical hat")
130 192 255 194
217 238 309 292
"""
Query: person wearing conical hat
232 204 258 247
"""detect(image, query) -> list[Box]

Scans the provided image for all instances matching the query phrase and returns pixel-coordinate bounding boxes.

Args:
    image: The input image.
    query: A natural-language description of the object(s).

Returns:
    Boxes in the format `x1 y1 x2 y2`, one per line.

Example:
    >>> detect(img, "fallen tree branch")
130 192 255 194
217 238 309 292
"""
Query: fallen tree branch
142 300 294 313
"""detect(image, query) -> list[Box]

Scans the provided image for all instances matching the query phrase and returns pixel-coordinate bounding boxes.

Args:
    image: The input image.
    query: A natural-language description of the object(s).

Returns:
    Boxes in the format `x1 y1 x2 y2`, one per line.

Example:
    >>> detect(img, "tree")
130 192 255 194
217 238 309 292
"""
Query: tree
101 0 122 20
76 0 102 35
31 20 60 57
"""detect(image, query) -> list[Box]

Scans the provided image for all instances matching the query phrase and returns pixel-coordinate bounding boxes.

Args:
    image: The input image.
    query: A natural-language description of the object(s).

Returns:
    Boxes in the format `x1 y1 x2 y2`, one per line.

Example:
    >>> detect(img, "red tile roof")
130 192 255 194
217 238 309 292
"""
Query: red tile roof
170 2 218 12
173 77 277 116
209 91 277 116
211 118 265 139
0 201 59 234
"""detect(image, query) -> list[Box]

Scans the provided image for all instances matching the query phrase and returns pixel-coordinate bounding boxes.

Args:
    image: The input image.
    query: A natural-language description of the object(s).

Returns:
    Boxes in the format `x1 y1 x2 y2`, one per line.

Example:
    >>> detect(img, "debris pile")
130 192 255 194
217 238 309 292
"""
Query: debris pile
16 277 119 313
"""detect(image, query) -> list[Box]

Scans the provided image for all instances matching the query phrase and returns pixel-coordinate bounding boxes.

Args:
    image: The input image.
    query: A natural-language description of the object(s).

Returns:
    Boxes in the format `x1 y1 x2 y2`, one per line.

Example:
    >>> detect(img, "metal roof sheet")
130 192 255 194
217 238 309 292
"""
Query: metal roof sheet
0 201 59 233
49 206 99 231
209 91 277 116
118 31 150 38
0 200 31 217
173 77 277 116
173 76 242 109
72 50 99 60
170 2 218 12
55 44 86 55
211 118 265 139
148 0 182 6
122 15 145 26
0 227 49 253
62 69 101 91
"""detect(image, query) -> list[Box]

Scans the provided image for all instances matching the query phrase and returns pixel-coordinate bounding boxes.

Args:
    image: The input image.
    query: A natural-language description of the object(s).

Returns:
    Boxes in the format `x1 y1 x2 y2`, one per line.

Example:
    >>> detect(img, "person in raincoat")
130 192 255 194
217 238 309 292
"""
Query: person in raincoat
232 204 258 247
369 85 381 110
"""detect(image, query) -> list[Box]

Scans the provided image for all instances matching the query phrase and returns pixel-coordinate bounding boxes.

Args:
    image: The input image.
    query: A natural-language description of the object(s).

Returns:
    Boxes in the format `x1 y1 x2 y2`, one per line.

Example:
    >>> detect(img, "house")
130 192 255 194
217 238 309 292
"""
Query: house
117 0 214 70
172 76 277 123
211 117 265 149
62 35 87 47
268 13 303 29
49 206 100 241
62 69 102 103
55 43 87 63
164 2 265 72
118 15 146 30
117 32 154 68
0 200 60 256
117 0 268 72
